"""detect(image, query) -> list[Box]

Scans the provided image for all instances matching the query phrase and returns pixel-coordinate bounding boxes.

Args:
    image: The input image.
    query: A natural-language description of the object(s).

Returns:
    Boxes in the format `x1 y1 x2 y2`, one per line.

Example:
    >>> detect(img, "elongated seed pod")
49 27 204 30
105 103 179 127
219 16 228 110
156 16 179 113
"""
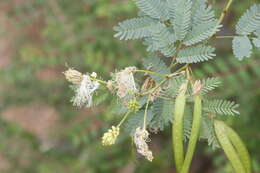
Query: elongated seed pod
226 125 251 173
214 120 246 173
181 95 202 173
172 82 187 173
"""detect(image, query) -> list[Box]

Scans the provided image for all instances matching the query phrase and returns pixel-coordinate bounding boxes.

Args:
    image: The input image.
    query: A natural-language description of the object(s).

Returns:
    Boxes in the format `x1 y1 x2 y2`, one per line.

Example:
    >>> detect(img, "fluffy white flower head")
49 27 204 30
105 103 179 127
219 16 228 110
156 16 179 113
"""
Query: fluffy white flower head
72 74 100 107
115 66 137 98
134 127 153 161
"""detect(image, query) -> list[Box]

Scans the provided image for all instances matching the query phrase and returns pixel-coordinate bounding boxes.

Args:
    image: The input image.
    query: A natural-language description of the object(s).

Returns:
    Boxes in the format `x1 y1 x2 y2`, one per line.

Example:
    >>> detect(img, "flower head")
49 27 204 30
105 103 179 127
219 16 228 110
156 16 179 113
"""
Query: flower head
106 80 115 92
102 126 120 146
127 99 141 112
134 127 153 161
115 67 137 98
64 68 83 85
71 74 100 107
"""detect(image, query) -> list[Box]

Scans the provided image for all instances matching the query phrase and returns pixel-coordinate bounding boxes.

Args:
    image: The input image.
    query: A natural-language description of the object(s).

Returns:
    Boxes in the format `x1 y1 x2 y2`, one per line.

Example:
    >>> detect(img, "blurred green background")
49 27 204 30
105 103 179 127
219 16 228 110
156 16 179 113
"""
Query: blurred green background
0 0 259 172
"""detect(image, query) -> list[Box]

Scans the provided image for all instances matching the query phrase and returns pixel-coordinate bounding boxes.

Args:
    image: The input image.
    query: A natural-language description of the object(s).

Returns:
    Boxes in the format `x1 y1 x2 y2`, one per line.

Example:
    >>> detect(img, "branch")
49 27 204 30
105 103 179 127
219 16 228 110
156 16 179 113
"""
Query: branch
217 0 234 26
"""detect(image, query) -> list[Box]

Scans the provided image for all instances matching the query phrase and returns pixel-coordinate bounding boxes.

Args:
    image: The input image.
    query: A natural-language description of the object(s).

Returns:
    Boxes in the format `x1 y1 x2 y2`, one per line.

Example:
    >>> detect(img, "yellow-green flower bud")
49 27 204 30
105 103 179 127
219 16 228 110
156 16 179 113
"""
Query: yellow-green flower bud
127 99 141 112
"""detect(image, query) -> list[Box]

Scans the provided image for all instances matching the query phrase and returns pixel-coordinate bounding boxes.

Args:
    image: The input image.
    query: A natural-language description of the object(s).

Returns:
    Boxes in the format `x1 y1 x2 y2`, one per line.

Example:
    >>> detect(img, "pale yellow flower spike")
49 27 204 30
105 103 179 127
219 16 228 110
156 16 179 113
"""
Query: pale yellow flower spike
102 126 120 146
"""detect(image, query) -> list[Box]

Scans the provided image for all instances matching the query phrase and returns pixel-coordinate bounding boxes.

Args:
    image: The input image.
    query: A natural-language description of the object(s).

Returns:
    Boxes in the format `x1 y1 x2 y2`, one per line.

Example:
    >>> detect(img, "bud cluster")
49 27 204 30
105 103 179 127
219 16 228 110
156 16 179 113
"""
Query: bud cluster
127 99 141 112
102 126 120 146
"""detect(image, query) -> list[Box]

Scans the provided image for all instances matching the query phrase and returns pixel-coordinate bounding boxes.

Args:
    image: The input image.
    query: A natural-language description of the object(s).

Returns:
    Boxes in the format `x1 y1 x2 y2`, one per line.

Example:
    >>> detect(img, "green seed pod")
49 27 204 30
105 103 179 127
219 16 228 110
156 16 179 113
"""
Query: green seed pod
214 120 246 173
181 95 202 173
226 125 251 173
172 82 188 173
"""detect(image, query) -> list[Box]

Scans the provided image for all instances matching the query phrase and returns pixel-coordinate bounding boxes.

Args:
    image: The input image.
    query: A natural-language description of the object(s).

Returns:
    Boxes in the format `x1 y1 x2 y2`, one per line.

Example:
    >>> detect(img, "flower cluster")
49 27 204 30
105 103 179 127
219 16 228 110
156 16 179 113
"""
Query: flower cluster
64 69 100 108
101 126 120 146
115 66 137 98
134 127 153 161
64 68 83 85
127 99 141 112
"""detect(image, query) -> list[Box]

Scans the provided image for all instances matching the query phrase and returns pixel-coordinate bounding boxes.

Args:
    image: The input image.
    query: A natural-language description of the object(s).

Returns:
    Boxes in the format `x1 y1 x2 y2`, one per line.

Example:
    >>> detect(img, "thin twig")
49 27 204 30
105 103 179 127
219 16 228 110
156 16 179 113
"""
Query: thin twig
217 0 234 26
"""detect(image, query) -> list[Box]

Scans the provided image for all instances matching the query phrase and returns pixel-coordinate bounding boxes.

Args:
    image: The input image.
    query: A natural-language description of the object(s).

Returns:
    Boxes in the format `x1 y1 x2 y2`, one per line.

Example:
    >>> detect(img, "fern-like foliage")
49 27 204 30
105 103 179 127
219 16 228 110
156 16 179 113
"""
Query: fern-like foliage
253 38 260 48
233 4 260 60
236 4 260 36
232 36 252 60
192 0 215 26
184 20 222 46
115 0 221 57
134 0 169 20
114 17 157 40
200 114 219 149
143 38 159 52
201 77 221 94
255 29 260 36
142 23 176 54
124 110 154 136
168 0 192 41
164 75 186 97
183 106 193 141
149 98 174 131
203 99 240 116
143 54 170 82
176 45 216 63
191 0 207 15
160 43 176 57
149 23 176 50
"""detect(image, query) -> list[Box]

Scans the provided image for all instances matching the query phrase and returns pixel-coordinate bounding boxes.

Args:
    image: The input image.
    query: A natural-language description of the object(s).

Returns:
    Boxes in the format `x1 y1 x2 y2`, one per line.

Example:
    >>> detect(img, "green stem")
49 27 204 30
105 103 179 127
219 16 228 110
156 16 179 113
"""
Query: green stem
141 78 168 96
217 0 234 26
216 35 256 40
90 77 107 85
118 112 131 127
216 35 236 39
175 64 189 73
135 69 167 78
169 44 182 69
143 94 151 129
181 95 202 173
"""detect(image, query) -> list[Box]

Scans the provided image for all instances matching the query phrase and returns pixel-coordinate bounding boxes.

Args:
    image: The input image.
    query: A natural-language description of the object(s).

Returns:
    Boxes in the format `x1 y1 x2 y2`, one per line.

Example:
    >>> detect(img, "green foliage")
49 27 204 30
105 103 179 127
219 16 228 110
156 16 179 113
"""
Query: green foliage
176 45 216 63
236 4 260 36
164 76 187 97
143 54 170 82
203 99 240 116
232 36 253 60
114 0 221 60
114 17 157 40
253 38 260 48
233 4 260 60
183 20 221 46
192 0 215 26
200 114 219 149
201 77 221 94
168 0 192 41
124 110 154 135
149 98 174 131
2 0 260 172
133 0 169 20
